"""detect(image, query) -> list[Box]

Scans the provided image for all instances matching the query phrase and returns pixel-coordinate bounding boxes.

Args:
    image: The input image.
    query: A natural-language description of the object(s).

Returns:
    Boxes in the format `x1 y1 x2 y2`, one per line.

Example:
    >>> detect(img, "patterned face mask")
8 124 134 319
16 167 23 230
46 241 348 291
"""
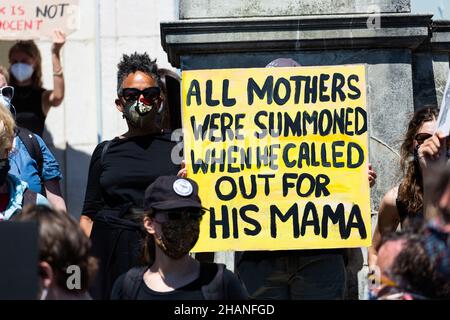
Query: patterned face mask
122 97 159 129
154 216 201 260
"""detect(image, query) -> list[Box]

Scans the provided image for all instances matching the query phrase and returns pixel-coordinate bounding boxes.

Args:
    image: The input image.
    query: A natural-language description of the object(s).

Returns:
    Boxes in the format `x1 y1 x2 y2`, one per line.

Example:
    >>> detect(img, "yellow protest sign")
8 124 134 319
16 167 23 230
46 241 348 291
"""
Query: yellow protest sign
182 65 371 252
0 0 79 40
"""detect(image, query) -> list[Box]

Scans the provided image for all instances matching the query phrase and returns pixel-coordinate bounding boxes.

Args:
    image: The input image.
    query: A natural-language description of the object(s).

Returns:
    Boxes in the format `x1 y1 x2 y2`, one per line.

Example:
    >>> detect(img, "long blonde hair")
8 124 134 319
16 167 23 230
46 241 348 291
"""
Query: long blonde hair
0 102 16 156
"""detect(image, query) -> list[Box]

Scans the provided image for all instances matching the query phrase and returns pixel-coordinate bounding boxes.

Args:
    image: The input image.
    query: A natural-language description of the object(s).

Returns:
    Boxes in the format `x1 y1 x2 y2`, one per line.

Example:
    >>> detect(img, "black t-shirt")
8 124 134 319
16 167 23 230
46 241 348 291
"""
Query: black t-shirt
82 133 180 219
12 85 46 136
111 263 249 300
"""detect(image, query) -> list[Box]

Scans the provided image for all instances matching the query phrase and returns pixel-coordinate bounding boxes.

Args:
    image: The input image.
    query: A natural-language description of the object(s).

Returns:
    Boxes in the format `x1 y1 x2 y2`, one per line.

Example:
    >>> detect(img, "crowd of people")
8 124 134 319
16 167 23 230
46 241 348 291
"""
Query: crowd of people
0 33 448 300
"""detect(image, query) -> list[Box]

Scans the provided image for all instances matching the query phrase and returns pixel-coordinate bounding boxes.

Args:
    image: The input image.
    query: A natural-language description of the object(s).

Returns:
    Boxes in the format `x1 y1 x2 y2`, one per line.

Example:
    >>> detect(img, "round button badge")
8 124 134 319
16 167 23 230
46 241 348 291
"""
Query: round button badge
173 179 193 197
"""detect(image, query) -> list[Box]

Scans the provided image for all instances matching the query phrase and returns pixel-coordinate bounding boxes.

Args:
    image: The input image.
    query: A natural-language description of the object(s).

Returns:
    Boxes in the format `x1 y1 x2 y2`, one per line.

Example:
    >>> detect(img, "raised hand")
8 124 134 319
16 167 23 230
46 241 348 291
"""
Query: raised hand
52 29 66 54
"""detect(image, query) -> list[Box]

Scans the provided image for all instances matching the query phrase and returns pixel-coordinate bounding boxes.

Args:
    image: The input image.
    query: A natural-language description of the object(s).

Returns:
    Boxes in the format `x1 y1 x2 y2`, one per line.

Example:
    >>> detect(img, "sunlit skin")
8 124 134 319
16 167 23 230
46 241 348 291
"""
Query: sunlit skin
377 239 405 278
368 119 437 268
372 239 406 295
0 74 7 87
413 121 437 150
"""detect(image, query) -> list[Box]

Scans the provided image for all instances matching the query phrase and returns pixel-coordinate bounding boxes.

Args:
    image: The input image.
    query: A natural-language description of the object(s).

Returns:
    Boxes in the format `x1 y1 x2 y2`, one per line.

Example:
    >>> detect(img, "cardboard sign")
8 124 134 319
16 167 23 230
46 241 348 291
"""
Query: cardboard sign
182 65 371 252
0 0 79 40
0 221 38 299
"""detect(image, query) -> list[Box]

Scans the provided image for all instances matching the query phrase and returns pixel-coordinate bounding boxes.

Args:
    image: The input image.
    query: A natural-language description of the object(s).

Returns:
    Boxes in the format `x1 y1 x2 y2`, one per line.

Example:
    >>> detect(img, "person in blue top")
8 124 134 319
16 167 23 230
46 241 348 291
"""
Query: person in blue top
0 66 66 212
0 99 49 221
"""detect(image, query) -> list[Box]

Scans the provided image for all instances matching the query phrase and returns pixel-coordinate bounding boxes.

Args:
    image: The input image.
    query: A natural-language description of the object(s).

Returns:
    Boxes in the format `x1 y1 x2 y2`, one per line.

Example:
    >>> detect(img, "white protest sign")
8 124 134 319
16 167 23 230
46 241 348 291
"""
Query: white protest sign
0 0 79 40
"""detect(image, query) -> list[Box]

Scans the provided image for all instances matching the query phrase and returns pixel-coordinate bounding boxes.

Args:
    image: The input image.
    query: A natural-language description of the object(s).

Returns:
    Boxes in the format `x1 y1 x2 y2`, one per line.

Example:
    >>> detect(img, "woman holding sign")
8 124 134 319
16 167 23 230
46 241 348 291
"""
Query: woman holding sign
369 107 440 267
8 29 65 137
80 52 180 300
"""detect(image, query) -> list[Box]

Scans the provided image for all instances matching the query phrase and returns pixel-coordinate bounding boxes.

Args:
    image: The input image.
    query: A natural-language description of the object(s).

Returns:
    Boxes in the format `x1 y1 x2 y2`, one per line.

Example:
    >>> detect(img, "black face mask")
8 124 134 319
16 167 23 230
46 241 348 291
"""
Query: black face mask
0 158 10 185
155 217 201 260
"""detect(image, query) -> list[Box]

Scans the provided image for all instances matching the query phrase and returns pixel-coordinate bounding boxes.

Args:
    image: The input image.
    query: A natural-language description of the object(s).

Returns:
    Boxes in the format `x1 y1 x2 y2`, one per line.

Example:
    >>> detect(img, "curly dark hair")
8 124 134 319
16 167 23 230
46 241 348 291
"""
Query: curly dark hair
12 205 97 293
398 107 438 215
116 52 163 93
381 231 450 299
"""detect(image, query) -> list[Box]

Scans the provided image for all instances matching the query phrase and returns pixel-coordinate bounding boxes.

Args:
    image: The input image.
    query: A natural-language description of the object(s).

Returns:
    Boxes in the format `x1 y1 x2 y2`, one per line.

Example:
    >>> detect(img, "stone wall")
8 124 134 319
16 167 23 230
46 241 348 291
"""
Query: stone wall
180 0 410 19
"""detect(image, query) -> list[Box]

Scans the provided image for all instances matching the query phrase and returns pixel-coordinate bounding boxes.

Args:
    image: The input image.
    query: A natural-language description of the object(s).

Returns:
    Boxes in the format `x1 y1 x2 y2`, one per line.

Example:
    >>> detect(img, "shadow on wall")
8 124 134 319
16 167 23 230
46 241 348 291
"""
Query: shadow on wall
42 126 92 221
412 52 439 110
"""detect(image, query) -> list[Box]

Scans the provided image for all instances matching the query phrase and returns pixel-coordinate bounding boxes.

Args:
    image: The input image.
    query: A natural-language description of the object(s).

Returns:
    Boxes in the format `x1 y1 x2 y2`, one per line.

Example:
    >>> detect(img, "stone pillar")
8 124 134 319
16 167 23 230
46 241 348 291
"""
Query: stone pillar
160 0 437 299
413 21 450 110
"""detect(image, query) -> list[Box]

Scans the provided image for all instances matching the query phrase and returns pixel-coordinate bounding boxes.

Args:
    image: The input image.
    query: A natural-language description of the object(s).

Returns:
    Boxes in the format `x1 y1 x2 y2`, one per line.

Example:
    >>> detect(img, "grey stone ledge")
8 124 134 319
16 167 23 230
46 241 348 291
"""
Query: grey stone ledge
161 13 432 67
180 0 411 19
430 21 450 52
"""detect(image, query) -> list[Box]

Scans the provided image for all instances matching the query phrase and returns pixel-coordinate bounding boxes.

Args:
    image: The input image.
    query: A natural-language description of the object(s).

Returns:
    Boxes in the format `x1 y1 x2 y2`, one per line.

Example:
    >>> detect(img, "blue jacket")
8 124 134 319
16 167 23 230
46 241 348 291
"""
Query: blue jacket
0 174 49 221
9 135 62 194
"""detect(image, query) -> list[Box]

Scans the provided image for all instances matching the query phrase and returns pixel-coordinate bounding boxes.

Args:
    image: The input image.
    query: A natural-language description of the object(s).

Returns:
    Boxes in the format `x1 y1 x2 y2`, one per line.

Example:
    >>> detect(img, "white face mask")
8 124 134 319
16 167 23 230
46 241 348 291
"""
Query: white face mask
10 62 34 82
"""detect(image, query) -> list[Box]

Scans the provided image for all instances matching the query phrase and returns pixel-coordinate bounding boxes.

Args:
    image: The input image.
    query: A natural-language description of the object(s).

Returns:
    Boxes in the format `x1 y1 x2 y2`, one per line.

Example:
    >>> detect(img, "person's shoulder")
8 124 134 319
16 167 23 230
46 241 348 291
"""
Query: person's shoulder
95 139 112 150
382 186 399 208
92 139 115 156
12 136 27 154
201 263 242 289
111 272 126 300
32 133 46 146
112 266 148 300
155 130 177 143
378 186 401 223
221 266 240 284
200 262 218 274
220 265 250 300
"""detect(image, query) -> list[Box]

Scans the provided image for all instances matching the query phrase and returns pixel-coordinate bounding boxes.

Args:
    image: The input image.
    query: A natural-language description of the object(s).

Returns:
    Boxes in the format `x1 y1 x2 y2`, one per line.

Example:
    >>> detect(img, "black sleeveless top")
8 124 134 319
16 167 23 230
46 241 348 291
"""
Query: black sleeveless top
11 85 46 136
396 185 424 228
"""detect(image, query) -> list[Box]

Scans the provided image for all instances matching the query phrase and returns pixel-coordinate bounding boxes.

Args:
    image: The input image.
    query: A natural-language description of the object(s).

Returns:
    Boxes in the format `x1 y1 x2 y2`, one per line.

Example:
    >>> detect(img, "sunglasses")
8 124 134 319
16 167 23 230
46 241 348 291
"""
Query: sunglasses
0 86 14 101
414 132 432 146
120 87 161 103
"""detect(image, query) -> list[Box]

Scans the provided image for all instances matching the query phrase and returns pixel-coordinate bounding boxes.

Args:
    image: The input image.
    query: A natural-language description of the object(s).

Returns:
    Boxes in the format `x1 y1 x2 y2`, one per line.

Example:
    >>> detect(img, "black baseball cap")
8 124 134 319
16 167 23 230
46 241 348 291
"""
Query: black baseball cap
143 176 205 211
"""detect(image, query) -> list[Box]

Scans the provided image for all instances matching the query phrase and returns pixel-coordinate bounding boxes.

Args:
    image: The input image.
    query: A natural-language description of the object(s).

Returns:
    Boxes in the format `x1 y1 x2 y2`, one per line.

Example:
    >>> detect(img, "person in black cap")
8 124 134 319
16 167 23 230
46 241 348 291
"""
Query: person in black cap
110 176 249 300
